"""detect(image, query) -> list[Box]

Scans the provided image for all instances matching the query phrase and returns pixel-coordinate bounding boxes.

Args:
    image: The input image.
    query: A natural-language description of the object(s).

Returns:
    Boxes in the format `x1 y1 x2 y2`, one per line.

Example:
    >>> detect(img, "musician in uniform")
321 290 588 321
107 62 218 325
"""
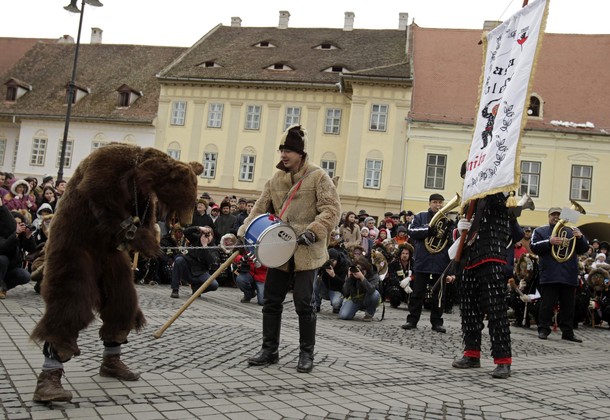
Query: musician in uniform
403 193 452 333
531 207 588 343
237 125 341 373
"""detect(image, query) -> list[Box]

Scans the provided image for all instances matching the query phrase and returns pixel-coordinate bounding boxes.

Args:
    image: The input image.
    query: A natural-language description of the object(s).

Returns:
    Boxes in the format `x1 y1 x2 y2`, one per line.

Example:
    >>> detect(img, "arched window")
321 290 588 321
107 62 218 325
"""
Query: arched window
527 95 542 117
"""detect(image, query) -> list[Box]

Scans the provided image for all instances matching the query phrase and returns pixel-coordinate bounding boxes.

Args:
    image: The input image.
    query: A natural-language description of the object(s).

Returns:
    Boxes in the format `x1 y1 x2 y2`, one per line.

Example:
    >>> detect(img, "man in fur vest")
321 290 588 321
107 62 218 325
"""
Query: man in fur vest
237 125 341 373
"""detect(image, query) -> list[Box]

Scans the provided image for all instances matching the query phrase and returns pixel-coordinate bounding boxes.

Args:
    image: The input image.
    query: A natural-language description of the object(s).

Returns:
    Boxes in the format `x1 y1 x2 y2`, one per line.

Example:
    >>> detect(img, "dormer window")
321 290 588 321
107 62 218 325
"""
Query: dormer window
266 63 294 71
323 65 349 73
116 84 143 108
4 78 32 102
527 95 542 117
65 82 90 105
314 43 339 50
198 60 222 68
254 40 277 48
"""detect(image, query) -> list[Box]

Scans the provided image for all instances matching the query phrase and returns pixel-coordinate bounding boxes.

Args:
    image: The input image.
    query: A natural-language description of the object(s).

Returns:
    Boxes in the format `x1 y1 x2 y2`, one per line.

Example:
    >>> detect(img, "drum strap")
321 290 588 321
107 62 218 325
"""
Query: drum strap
278 168 319 219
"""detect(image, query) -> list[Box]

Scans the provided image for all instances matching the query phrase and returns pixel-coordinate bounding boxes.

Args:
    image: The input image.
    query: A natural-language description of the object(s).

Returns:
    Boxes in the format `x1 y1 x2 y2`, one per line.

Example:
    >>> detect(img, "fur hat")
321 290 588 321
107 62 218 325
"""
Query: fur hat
398 242 414 255
10 179 30 195
220 200 231 210
197 198 209 206
278 124 307 156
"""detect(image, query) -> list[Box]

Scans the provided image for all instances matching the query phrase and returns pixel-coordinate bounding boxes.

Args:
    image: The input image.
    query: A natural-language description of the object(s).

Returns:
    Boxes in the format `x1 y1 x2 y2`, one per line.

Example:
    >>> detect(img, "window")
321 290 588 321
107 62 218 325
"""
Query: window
118 92 130 107
254 41 276 48
55 140 73 168
284 107 301 130
91 141 110 151
527 96 541 117
30 137 47 166
324 109 341 134
167 142 181 160
519 161 541 197
322 66 349 73
425 154 446 190
266 63 294 71
314 43 339 50
207 103 224 128
0 138 6 165
6 86 16 101
321 160 336 178
171 101 186 126
370 104 388 131
239 154 256 182
570 165 592 202
202 152 217 179
245 105 262 130
364 159 382 189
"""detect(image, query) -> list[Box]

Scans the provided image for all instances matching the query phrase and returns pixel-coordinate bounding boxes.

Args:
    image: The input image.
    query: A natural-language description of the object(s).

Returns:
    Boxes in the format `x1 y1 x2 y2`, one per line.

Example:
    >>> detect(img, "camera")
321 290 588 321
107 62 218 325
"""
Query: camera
349 265 360 273
322 260 332 270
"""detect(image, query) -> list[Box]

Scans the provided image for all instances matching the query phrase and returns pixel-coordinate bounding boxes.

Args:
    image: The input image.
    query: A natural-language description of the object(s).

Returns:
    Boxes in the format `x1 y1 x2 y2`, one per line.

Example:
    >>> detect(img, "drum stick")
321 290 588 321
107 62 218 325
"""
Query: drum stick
153 250 240 339
132 252 139 271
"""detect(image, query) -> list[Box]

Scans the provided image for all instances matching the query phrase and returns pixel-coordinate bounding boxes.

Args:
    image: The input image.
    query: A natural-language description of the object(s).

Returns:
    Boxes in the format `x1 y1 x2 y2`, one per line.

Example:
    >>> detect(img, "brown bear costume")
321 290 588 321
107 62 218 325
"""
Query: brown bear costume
31 144 203 403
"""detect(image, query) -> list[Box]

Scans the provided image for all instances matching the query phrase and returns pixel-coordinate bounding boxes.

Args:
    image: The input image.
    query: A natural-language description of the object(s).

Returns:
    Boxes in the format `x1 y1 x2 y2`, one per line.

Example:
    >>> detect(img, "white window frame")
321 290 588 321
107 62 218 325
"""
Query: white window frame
30 137 47 166
207 103 224 128
170 101 186 126
245 105 262 130
519 160 541 198
0 138 6 165
284 107 301 130
202 152 217 179
91 141 110 151
55 139 73 168
425 154 446 190
239 154 256 182
570 164 592 202
364 159 382 189
369 104 388 131
324 108 342 134
167 149 181 160
321 160 336 178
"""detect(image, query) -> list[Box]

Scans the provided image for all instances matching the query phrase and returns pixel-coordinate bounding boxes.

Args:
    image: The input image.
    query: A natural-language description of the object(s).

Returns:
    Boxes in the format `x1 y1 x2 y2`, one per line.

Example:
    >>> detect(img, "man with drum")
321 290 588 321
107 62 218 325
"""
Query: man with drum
237 124 341 373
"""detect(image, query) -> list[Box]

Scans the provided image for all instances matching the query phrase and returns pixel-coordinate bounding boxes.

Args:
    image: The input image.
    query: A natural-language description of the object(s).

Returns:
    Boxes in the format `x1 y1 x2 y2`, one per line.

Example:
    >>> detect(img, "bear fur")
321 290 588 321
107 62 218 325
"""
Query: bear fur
31 144 203 362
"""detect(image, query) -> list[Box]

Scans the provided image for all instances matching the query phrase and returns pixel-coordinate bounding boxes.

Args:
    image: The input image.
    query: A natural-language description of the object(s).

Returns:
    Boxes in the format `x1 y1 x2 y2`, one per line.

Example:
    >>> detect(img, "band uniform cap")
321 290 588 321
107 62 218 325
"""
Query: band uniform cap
429 193 445 202
548 207 562 215
278 124 307 155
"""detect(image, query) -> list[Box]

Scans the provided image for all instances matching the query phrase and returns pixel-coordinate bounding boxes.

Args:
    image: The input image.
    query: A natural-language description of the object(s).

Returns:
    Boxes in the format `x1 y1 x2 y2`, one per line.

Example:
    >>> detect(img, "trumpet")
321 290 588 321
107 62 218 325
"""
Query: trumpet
424 193 460 254
551 200 586 263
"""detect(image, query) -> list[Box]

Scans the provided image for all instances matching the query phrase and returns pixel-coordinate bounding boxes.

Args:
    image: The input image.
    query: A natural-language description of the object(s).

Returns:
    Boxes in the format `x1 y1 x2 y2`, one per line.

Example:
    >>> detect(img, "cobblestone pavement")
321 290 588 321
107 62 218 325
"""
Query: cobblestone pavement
2 283 610 419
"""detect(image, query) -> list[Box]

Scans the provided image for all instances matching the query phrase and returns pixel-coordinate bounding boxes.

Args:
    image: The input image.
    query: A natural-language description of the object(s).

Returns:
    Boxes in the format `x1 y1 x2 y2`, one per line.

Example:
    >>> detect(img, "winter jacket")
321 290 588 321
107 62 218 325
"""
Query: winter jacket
342 270 380 302
237 161 341 272
0 205 37 269
182 226 221 277
408 209 451 274
531 223 589 287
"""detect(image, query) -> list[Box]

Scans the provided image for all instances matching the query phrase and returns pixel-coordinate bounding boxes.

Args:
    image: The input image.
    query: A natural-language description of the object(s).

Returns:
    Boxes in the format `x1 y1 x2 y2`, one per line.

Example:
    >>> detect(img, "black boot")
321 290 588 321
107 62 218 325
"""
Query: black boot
452 356 481 369
248 313 281 366
296 314 316 373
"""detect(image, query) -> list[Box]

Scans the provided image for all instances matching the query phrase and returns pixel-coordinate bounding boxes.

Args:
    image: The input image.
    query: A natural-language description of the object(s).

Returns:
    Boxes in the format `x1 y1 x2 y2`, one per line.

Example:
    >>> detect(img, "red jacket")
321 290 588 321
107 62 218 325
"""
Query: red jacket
234 254 268 283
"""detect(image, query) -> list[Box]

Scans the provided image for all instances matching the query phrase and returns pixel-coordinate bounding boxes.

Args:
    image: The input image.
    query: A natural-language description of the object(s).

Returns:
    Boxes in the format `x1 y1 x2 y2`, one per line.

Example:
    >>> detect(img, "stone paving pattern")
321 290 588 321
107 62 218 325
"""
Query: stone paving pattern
1 284 610 419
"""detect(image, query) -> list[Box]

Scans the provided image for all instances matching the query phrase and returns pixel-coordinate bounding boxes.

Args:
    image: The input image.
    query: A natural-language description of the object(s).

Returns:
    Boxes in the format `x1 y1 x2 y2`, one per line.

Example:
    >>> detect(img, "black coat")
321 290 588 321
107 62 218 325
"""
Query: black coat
183 226 220 277
0 205 37 269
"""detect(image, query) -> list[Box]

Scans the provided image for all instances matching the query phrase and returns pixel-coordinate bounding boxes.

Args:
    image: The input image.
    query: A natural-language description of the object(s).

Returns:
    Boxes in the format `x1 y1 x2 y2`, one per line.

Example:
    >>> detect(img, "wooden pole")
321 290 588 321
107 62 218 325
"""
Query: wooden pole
153 250 240 339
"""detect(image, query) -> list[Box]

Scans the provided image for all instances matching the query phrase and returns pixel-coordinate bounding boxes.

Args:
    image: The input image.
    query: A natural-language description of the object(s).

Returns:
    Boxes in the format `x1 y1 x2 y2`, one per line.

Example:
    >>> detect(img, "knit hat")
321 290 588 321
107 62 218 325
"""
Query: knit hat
42 175 53 184
328 248 340 261
278 124 307 156
363 217 375 225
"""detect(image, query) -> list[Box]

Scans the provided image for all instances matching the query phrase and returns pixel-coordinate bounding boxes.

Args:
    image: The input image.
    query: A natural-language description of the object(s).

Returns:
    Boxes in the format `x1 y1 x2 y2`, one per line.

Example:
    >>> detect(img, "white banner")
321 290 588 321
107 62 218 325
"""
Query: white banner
462 0 549 204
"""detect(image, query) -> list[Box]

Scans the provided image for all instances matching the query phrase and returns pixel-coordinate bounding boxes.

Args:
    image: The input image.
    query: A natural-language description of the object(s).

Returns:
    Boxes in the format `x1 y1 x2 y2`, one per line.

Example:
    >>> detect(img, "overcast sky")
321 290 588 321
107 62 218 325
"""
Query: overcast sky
2 0 608 47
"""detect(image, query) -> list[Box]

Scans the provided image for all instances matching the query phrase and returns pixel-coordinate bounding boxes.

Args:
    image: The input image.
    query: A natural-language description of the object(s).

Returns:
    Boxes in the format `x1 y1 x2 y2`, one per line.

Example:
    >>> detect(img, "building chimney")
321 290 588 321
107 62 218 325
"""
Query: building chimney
278 11 290 29
483 20 502 31
399 13 409 30
91 27 103 44
57 34 74 44
231 17 242 27
344 12 355 31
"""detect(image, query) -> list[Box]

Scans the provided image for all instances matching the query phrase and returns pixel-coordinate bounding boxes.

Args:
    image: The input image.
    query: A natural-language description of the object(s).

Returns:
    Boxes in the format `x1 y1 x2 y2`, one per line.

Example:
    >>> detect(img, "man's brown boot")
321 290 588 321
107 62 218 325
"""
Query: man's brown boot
99 354 140 381
32 368 73 402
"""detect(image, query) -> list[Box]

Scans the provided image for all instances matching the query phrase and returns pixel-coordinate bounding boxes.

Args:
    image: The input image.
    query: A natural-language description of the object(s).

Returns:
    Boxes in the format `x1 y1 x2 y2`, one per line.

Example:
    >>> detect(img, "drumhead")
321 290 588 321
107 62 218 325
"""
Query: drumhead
255 223 297 268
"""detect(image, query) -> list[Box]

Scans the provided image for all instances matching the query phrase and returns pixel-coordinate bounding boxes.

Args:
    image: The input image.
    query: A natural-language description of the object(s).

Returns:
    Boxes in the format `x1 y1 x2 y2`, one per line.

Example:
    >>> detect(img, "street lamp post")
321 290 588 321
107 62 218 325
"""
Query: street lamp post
58 0 103 182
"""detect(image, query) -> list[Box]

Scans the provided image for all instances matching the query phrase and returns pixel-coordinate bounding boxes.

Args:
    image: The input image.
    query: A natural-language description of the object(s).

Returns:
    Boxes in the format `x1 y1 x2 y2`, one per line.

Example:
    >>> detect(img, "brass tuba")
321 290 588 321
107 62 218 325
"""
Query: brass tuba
551 200 586 263
424 193 461 254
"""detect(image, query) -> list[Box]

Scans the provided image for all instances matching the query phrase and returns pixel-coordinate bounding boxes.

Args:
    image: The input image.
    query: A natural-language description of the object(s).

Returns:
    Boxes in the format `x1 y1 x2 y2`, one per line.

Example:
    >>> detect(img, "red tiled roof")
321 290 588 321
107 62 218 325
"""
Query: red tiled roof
409 26 610 136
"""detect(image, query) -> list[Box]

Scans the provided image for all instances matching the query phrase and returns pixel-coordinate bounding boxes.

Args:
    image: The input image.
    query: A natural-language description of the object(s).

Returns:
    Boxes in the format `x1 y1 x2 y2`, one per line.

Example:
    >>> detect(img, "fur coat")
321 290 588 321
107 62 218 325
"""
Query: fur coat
238 161 340 272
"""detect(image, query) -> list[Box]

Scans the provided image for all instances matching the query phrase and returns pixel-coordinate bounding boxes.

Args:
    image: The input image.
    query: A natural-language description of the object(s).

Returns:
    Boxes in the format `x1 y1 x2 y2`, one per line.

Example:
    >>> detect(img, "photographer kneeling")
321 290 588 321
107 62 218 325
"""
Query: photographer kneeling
339 256 381 322
170 226 220 298
314 248 349 313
